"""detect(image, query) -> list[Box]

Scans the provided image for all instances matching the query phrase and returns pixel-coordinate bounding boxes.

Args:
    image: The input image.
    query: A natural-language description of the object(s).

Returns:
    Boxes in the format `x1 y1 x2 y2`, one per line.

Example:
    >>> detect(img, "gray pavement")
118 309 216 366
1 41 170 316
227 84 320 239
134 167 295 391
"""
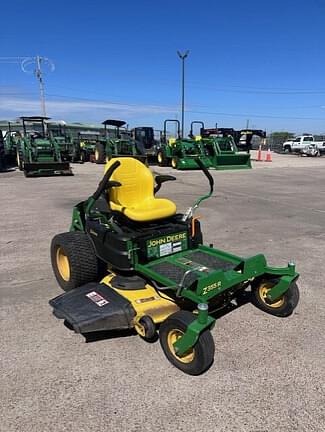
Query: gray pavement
1 153 324 432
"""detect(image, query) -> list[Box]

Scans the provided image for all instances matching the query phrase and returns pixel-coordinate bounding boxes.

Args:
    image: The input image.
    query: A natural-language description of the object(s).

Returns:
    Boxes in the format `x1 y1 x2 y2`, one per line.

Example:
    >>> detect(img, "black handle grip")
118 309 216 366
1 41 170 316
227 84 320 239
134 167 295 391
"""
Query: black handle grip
195 158 214 193
92 160 121 201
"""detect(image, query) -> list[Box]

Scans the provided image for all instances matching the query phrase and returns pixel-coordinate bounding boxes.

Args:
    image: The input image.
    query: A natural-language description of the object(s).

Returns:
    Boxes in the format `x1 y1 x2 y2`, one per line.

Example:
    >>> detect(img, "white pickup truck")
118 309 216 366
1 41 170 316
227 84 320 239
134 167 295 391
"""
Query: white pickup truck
283 135 325 154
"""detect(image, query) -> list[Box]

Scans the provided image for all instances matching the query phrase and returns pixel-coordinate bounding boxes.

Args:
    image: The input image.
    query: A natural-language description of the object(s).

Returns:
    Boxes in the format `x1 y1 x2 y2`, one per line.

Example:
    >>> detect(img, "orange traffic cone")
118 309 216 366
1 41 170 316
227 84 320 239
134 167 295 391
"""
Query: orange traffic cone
256 145 262 161
265 148 272 162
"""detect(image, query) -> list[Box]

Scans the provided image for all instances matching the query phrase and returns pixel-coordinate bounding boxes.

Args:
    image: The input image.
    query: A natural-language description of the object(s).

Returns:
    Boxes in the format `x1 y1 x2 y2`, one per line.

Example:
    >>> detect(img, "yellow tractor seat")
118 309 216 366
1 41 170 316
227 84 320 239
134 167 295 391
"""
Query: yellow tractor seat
105 158 176 222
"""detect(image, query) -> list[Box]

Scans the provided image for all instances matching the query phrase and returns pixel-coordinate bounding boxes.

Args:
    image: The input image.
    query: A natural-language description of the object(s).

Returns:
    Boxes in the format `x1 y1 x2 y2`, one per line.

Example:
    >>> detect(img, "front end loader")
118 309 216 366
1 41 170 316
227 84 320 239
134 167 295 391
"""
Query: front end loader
194 123 251 170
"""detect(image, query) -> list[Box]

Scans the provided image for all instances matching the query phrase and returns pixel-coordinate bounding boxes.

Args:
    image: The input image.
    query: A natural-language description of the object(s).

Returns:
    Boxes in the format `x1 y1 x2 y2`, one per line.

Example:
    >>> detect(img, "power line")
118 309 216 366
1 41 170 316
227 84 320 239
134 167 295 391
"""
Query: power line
0 56 55 116
1 90 325 121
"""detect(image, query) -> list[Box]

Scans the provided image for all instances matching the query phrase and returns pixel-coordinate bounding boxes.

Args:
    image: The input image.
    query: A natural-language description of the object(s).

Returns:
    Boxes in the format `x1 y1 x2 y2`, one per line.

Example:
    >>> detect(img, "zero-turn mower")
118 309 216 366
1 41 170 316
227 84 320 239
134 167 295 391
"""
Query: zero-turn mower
50 157 300 375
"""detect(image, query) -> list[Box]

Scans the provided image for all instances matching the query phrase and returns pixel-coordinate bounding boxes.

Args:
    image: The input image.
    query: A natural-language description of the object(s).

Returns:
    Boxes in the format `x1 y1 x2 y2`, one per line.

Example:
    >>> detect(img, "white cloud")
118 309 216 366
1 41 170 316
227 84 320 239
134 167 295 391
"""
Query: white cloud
0 95 178 120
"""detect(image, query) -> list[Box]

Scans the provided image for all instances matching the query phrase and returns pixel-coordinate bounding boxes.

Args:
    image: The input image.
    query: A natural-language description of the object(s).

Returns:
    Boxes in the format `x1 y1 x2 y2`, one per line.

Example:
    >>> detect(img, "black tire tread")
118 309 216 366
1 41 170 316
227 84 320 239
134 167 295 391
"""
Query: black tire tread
159 310 215 375
157 151 167 167
51 231 99 291
251 280 299 317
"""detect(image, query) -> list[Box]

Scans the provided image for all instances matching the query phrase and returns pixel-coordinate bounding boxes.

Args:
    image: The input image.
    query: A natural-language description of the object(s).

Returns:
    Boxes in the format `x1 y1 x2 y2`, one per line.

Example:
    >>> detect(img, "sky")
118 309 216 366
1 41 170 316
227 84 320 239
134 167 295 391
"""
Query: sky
1 0 325 134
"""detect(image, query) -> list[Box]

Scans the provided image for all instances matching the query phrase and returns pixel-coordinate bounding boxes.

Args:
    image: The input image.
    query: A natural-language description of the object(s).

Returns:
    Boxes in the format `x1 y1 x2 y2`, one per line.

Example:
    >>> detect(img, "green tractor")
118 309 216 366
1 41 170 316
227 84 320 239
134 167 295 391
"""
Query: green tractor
95 119 147 164
193 122 252 170
131 126 157 161
49 157 299 375
48 123 81 162
76 131 102 163
16 116 73 177
3 122 21 167
156 119 211 169
0 123 20 171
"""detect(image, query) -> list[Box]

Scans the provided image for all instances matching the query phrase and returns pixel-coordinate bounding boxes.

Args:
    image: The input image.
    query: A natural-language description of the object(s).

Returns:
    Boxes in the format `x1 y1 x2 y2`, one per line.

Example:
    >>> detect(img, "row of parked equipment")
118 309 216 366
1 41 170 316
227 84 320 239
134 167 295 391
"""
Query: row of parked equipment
0 116 266 176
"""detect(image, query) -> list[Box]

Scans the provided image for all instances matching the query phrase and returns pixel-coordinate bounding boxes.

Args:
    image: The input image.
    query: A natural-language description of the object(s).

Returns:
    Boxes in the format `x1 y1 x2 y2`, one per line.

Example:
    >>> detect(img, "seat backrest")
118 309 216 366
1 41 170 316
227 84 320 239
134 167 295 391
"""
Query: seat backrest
105 157 154 207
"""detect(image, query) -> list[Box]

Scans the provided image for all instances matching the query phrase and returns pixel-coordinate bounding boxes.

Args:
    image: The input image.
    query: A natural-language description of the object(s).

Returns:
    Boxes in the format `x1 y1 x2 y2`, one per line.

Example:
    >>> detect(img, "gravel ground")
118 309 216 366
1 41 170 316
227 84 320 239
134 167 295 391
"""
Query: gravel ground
0 152 324 432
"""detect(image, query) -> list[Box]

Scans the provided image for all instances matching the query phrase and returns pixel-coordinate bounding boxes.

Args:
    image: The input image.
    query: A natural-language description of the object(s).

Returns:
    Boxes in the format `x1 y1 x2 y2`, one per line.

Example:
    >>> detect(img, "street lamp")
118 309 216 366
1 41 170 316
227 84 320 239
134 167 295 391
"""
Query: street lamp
177 50 189 138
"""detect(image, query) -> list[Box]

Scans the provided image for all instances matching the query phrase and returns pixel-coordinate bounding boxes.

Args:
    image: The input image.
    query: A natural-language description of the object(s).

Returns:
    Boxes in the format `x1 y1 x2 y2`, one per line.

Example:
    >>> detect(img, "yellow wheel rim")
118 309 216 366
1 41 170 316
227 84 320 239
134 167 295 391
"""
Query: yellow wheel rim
167 329 195 363
259 282 285 308
56 247 70 282
171 158 177 169
95 149 99 161
157 152 163 163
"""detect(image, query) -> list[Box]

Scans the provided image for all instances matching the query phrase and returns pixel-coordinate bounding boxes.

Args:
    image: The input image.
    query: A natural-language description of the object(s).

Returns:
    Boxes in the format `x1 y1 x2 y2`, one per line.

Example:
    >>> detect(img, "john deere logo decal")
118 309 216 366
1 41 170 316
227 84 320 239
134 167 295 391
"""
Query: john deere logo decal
147 232 188 258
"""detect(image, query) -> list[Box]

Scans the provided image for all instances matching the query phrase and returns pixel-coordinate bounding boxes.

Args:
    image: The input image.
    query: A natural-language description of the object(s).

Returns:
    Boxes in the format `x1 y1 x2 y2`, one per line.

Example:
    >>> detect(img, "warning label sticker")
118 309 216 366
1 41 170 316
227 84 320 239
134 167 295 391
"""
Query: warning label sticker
86 291 109 307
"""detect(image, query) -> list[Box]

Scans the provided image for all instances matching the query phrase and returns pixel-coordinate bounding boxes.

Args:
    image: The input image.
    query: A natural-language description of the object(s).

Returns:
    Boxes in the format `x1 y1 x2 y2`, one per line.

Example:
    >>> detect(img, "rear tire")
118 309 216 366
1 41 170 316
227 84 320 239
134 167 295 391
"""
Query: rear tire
251 280 299 317
171 157 179 169
51 231 101 291
159 311 215 375
284 145 292 153
95 143 106 164
157 151 167 167
16 148 24 170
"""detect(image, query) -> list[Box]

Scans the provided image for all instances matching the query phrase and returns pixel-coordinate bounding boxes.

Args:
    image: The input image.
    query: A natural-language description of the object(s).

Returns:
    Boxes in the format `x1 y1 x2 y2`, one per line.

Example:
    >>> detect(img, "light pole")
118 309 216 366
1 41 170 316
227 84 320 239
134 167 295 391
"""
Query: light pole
177 50 189 138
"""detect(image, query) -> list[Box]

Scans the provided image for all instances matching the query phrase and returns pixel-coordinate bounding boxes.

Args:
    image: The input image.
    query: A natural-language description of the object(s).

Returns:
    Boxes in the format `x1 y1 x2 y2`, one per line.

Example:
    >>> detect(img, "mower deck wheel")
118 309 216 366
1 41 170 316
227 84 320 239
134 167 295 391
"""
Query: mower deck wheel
51 231 100 291
135 315 156 340
251 280 299 317
159 310 215 375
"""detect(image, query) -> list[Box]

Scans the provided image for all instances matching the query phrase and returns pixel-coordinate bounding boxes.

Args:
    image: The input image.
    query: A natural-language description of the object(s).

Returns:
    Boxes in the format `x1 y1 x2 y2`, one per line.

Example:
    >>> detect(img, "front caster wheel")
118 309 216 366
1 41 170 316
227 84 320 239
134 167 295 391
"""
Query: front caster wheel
251 280 299 317
135 315 156 341
159 311 215 375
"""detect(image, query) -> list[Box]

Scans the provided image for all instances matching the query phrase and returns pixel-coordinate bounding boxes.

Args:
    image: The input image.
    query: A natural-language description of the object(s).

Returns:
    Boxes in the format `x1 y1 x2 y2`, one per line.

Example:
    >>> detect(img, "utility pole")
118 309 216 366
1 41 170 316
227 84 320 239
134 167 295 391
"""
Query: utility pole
35 55 47 117
177 50 189 138
21 56 55 116
246 119 250 129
